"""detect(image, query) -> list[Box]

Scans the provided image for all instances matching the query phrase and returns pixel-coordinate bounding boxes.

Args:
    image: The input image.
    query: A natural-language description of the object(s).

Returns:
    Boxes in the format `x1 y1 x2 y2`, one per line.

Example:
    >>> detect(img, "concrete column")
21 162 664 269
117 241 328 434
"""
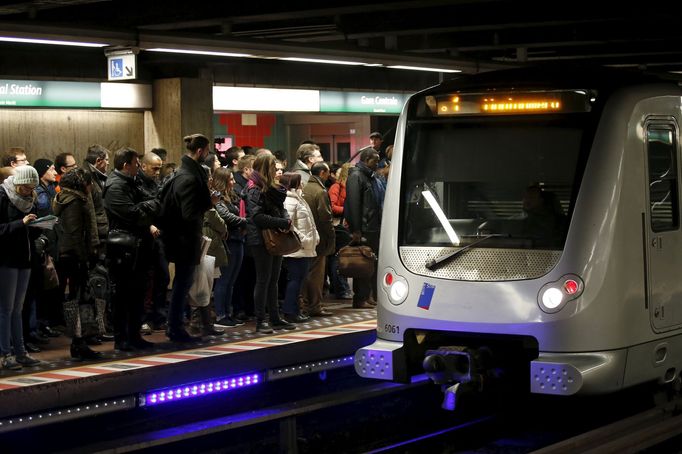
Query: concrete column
144 77 213 165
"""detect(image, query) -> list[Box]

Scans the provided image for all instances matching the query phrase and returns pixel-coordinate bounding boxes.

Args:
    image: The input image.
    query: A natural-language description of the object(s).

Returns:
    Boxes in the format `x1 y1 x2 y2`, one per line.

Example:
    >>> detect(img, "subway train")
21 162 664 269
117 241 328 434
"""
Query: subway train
355 67 682 409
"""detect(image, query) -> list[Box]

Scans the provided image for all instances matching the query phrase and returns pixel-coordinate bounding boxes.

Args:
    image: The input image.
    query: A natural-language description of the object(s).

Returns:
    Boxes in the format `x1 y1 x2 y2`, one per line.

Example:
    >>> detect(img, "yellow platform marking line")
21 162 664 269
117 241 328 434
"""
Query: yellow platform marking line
0 320 377 390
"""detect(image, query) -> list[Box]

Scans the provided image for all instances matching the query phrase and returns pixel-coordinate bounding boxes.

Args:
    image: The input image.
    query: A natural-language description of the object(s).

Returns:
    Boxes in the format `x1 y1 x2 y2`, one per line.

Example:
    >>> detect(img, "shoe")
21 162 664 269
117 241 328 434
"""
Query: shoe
16 354 42 367
71 343 104 360
367 297 378 306
140 323 153 335
352 301 375 309
113 341 136 352
166 329 202 343
308 309 334 317
100 333 115 342
271 319 296 330
1 354 22 370
131 338 155 350
282 314 310 324
85 336 102 346
215 317 237 328
338 293 353 300
255 321 273 334
24 342 41 353
41 326 62 338
203 326 225 336
229 315 245 326
28 333 50 345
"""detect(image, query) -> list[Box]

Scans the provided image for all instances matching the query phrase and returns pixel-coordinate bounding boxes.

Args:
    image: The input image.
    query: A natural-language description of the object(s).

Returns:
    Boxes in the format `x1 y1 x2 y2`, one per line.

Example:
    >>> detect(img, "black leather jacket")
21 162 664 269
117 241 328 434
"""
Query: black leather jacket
103 170 158 238
344 162 382 234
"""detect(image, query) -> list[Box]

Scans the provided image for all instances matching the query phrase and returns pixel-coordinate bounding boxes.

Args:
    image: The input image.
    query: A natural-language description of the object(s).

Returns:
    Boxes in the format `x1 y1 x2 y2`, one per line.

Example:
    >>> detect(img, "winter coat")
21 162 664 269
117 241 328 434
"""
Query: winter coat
291 160 312 186
302 176 335 257
103 170 157 239
202 208 229 268
53 188 97 261
328 181 346 217
216 196 247 243
283 189 319 258
345 162 382 234
0 184 39 269
244 184 290 247
82 160 109 239
158 155 212 264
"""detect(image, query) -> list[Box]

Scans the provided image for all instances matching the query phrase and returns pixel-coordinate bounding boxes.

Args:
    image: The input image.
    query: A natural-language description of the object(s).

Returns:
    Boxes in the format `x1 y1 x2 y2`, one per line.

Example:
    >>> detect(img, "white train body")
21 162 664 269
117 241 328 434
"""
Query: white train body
355 69 682 398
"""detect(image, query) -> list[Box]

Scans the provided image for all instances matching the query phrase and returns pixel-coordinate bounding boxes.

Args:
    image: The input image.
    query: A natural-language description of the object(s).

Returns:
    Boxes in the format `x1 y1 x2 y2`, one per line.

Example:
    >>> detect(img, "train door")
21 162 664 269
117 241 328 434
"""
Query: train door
644 121 682 331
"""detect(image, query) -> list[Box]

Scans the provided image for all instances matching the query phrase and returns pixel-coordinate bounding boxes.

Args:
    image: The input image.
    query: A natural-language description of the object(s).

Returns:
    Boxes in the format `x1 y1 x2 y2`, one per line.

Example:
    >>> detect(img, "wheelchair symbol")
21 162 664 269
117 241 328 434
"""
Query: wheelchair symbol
110 58 123 78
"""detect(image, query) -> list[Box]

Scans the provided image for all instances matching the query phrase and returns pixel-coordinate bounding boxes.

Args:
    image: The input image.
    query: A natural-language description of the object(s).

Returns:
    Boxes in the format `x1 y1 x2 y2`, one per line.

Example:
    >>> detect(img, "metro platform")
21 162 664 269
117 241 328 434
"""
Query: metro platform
0 302 377 430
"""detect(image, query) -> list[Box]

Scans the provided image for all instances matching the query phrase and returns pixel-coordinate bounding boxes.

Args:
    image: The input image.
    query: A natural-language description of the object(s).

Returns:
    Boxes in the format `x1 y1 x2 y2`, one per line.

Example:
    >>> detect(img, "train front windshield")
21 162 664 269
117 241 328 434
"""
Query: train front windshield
400 95 593 250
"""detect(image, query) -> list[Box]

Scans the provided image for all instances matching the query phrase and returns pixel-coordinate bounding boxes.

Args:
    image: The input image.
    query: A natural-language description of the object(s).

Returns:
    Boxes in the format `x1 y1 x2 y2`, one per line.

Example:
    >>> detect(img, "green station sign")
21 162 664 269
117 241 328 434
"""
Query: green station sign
320 91 408 114
0 80 101 107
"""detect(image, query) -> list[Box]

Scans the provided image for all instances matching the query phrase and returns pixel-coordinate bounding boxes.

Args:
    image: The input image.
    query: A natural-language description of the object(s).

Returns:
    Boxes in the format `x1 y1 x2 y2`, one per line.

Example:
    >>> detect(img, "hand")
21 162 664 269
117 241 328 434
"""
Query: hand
23 214 37 225
210 191 221 206
150 225 161 238
351 231 362 244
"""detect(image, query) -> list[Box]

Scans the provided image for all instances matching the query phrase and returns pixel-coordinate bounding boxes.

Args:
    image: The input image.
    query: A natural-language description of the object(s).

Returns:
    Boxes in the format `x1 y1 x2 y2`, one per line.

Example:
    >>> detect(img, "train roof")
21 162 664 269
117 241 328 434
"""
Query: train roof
425 66 682 96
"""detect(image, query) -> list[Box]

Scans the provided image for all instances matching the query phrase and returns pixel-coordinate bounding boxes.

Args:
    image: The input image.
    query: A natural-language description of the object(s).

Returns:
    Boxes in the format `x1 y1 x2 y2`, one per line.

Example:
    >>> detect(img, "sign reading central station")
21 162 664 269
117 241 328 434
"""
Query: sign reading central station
320 91 408 114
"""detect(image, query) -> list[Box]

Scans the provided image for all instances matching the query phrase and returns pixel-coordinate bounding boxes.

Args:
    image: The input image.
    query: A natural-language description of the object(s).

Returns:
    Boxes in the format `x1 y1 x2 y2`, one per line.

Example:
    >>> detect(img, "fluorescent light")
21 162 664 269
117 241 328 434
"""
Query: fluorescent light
0 36 108 47
280 57 366 66
388 65 461 73
422 190 460 245
147 48 252 58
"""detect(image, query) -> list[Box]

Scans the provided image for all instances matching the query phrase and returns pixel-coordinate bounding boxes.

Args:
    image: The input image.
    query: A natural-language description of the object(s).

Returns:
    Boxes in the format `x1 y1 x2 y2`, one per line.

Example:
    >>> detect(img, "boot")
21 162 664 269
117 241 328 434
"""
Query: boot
63 300 82 338
200 306 224 336
70 337 103 361
189 307 203 336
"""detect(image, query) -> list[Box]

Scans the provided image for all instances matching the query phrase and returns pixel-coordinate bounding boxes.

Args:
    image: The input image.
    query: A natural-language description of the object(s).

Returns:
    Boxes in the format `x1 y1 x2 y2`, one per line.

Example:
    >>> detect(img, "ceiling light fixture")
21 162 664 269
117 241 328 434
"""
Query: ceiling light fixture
279 57 366 66
388 65 461 73
0 36 108 48
147 48 252 58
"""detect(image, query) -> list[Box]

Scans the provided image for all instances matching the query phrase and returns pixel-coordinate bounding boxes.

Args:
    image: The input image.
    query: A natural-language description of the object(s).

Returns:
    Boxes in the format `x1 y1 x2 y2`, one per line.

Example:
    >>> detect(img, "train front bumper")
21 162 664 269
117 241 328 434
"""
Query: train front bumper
356 339 627 395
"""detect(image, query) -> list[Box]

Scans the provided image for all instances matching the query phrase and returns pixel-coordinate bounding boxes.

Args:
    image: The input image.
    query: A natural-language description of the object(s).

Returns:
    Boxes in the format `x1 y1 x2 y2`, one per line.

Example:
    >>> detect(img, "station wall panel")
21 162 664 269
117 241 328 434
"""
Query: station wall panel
0 109 144 163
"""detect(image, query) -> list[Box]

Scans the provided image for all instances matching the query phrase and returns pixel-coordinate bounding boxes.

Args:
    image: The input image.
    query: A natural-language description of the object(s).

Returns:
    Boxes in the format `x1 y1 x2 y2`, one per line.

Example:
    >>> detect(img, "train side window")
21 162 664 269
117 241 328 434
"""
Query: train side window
647 125 679 232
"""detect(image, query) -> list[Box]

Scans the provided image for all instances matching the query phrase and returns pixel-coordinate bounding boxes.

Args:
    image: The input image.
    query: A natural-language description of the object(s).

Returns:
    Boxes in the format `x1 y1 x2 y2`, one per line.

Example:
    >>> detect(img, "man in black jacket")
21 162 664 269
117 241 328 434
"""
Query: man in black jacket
103 147 158 351
158 134 216 342
344 148 382 308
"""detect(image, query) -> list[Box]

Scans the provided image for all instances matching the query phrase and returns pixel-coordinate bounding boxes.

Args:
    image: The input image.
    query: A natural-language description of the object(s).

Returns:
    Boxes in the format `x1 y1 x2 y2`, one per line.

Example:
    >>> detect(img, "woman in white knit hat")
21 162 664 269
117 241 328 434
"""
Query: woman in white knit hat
0 165 43 370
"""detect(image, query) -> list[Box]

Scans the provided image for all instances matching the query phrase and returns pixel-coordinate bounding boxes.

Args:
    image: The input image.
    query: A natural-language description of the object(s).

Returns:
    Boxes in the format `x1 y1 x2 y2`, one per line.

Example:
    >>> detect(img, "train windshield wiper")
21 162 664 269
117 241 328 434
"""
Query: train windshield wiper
425 234 505 271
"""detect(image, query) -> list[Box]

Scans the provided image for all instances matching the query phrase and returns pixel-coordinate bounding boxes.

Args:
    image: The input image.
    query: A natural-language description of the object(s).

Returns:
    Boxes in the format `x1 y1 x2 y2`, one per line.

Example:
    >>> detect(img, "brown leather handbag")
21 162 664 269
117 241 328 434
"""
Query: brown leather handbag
337 245 377 278
262 228 302 256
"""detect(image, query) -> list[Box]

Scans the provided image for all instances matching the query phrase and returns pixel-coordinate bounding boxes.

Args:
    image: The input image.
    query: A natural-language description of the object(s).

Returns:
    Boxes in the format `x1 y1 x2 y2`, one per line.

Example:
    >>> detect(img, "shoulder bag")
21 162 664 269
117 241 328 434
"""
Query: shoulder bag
337 244 377 278
262 228 302 256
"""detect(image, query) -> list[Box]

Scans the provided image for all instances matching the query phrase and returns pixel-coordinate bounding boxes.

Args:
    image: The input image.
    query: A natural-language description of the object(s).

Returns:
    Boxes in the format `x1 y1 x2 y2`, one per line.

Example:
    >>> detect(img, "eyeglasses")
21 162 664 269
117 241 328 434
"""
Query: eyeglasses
15 158 28 163
64 163 78 169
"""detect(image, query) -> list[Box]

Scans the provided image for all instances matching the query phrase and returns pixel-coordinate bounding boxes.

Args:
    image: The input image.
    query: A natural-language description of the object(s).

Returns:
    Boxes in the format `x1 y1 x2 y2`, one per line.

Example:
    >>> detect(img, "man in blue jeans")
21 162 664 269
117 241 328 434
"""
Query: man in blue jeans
158 134 217 342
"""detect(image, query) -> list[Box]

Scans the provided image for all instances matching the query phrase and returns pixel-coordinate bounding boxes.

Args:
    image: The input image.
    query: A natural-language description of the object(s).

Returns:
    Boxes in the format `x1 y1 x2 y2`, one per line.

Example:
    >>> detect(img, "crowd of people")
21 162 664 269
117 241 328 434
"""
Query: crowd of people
0 131 391 370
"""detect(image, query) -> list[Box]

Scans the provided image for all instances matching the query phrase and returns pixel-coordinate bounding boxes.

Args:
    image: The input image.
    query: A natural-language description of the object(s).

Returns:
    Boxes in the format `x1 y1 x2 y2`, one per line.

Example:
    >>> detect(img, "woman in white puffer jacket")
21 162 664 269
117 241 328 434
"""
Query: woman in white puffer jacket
280 172 319 323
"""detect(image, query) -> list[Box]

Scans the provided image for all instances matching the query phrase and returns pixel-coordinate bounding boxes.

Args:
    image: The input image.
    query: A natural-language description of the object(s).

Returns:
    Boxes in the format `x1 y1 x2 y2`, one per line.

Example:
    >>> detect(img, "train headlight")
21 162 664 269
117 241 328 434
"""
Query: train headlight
382 268 409 305
537 274 584 313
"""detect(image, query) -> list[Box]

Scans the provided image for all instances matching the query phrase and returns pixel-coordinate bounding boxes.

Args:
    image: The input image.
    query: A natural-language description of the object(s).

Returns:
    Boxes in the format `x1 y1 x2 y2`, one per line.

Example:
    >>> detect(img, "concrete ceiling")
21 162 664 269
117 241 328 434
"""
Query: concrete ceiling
1 1 682 90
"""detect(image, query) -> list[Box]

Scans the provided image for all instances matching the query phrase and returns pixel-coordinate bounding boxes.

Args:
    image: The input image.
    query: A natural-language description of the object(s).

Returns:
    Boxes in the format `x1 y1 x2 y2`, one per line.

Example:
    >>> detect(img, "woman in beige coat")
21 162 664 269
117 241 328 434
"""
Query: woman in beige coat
280 172 319 323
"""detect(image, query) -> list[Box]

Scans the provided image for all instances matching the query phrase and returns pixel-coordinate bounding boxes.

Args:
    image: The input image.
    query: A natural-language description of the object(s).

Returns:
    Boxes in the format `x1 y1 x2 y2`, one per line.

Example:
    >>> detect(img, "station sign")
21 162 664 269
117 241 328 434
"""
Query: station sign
320 91 409 114
0 79 151 109
0 80 100 107
107 53 137 81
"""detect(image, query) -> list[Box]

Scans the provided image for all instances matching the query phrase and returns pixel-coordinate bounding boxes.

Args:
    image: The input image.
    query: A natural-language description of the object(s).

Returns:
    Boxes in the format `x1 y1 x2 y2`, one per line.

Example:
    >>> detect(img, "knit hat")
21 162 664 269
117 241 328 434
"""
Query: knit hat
13 165 39 186
369 131 383 140
33 159 54 178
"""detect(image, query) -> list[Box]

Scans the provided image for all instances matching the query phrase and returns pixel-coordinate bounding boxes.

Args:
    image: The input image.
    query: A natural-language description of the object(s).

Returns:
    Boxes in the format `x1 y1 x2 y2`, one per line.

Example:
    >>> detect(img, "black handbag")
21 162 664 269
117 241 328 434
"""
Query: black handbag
107 229 140 267
262 228 302 256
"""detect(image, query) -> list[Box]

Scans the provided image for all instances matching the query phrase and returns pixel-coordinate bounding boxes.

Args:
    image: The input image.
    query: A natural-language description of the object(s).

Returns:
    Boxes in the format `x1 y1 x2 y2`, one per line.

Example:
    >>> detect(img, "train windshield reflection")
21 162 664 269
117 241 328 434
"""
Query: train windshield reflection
400 115 591 250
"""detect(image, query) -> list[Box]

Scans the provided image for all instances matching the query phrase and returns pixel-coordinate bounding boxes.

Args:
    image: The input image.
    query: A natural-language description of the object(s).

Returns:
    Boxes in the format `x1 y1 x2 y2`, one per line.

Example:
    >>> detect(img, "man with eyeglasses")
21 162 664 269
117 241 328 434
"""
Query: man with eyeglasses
54 152 78 193
2 147 28 168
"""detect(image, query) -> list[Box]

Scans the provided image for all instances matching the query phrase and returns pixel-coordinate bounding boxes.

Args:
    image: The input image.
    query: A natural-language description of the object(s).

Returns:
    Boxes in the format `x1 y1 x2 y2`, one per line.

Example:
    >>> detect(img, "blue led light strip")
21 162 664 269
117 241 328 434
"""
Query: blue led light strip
140 372 262 407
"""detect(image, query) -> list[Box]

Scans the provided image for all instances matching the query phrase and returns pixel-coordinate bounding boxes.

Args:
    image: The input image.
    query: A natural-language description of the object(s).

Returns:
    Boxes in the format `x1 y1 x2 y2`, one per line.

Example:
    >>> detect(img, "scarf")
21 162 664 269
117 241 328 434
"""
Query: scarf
2 175 35 214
